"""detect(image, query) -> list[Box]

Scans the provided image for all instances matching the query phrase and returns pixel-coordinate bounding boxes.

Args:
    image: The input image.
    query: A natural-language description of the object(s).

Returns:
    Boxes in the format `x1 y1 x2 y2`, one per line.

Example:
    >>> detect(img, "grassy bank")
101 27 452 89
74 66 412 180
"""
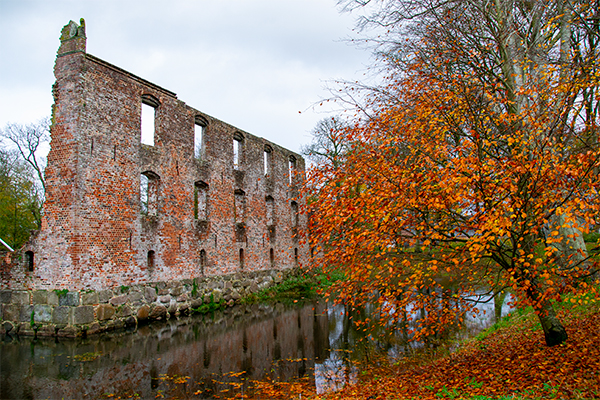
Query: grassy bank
248 290 600 399
242 268 344 306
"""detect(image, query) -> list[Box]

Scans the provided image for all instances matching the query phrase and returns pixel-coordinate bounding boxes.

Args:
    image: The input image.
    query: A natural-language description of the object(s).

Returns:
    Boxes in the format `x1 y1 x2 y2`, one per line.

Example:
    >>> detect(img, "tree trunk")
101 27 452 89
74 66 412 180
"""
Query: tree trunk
536 298 568 346
521 271 568 346
549 213 589 271
494 291 507 322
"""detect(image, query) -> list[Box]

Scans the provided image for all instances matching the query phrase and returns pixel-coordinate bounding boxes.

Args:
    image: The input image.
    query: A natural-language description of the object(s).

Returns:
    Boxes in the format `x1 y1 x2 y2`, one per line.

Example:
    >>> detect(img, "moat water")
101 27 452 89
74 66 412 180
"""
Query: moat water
0 297 512 399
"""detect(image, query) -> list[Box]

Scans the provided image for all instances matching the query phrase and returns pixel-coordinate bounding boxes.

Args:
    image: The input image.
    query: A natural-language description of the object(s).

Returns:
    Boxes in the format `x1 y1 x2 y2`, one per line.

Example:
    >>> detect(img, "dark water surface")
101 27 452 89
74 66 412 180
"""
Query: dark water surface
1 298 512 399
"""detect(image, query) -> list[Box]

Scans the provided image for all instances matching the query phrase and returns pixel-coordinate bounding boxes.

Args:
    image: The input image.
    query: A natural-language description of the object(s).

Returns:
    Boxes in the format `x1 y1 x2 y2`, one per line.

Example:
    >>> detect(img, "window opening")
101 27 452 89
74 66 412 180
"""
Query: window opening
147 250 155 272
266 196 275 226
270 248 274 267
200 249 206 275
288 156 297 185
264 145 272 176
194 116 207 160
25 251 34 272
194 181 209 220
233 133 244 170
239 248 245 270
291 201 299 227
234 190 246 224
141 171 160 216
294 248 299 265
141 104 156 146
141 95 159 146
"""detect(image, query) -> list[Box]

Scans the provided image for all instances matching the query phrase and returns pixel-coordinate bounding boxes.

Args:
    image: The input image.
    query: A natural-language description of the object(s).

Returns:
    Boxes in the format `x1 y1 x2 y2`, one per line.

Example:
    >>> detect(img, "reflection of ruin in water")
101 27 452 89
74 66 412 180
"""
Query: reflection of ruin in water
0 295 514 399
1 302 330 399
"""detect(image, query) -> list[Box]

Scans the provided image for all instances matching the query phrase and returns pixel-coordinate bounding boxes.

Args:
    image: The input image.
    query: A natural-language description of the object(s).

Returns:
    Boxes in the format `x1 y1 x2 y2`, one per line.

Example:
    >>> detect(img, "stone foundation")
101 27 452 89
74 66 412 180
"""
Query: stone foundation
0 269 288 338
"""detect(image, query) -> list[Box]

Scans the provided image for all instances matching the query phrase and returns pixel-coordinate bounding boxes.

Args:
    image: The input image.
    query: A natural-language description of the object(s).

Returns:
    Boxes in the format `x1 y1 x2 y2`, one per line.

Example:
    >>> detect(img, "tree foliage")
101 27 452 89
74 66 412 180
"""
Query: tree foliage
0 149 43 249
0 119 48 249
309 0 600 346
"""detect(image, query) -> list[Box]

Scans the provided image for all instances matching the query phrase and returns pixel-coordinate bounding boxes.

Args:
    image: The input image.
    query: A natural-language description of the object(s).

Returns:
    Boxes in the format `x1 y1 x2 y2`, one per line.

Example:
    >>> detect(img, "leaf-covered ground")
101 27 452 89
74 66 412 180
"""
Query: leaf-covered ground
248 302 600 399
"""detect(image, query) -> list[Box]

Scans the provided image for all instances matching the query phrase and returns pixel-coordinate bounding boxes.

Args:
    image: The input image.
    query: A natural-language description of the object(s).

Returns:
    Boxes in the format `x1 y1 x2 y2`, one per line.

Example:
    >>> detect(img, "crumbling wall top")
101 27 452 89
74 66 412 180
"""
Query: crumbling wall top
58 18 86 56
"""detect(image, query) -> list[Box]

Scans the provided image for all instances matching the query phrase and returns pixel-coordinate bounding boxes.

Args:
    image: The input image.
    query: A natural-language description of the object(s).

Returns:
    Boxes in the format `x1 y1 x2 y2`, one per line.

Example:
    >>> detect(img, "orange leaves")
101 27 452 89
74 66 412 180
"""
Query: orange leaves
304 0 600 353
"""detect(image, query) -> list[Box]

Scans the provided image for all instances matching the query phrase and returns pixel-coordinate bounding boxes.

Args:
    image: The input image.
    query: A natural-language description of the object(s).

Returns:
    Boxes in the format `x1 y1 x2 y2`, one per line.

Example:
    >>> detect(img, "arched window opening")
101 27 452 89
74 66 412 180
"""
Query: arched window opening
194 181 209 220
270 248 274 267
291 201 299 227
294 248 299 265
264 145 273 176
141 94 159 146
288 155 297 185
194 115 208 160
25 251 34 272
200 249 206 275
239 248 245 270
234 189 246 224
141 171 160 216
147 250 155 272
233 132 244 170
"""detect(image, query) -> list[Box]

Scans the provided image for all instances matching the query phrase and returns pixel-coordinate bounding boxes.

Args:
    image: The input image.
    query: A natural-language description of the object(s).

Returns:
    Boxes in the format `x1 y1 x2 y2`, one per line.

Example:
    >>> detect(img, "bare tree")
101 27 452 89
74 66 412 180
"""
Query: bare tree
0 117 50 193
302 116 350 170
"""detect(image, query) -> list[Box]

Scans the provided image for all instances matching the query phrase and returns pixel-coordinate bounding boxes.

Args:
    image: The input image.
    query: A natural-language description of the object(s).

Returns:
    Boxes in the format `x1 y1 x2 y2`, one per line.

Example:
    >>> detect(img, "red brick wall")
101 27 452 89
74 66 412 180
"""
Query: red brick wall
18 20 307 291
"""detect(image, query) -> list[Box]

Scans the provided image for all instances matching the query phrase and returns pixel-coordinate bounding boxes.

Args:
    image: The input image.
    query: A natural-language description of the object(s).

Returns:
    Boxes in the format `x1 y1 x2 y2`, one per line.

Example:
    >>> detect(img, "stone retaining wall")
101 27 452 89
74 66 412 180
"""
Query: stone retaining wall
0 269 289 338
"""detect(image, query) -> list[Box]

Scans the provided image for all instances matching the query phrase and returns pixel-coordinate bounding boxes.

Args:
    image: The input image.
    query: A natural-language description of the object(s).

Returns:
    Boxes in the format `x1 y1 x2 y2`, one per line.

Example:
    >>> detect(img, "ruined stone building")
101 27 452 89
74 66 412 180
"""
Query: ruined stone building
2 19 307 291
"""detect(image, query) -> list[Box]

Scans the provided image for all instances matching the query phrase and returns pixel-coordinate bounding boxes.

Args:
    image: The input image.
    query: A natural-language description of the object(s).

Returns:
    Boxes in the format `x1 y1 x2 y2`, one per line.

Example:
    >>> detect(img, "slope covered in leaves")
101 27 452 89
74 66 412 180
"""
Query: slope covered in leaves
248 302 600 399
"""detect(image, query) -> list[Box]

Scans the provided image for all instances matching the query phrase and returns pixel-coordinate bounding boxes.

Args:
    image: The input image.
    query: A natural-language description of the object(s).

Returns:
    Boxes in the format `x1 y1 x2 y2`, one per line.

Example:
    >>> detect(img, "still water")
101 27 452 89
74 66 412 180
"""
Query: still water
1 298 512 399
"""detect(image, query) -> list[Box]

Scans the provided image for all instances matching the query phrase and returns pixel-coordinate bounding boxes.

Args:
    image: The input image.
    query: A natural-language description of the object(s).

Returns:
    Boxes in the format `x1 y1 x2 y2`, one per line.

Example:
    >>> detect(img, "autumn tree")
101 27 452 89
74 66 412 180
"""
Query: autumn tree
309 0 600 346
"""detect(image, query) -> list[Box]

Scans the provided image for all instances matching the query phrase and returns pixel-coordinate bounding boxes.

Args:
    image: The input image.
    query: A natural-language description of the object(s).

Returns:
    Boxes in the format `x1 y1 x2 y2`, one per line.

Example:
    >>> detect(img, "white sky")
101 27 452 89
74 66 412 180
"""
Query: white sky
0 0 374 154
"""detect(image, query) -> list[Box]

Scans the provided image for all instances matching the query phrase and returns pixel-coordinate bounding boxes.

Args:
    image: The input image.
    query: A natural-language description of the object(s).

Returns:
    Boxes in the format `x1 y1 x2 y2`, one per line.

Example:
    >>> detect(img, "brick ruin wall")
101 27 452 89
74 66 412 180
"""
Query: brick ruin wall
1 19 308 293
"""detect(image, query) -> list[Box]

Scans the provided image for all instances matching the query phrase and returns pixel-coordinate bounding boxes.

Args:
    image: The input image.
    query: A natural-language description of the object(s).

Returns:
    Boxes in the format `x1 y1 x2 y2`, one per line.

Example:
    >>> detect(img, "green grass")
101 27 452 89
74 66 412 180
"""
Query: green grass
191 294 225 315
242 268 344 305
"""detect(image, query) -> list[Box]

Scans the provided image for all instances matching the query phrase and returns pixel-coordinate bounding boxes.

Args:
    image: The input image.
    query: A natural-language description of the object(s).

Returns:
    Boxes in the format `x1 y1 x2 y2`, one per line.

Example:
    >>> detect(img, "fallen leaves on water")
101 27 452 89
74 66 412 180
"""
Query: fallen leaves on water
247 306 600 399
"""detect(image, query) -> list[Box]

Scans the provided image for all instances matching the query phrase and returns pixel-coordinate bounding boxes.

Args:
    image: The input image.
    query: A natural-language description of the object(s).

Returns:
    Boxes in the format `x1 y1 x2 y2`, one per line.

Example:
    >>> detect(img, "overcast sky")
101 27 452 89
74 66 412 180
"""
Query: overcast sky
0 0 374 154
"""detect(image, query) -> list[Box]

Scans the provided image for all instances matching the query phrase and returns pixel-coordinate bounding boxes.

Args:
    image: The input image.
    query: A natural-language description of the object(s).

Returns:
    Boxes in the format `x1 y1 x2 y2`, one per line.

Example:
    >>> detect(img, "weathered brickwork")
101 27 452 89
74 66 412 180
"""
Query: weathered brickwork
1 19 307 292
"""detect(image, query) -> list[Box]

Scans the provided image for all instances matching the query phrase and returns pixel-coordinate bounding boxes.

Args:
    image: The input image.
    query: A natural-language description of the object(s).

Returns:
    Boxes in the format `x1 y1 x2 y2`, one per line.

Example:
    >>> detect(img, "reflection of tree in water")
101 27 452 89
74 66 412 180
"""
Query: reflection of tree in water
314 303 359 394
314 287 516 391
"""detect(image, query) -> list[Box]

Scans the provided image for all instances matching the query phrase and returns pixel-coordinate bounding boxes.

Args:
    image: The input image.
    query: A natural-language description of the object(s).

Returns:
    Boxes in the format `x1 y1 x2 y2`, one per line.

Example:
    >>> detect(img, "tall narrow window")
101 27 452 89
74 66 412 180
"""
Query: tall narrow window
288 155 297 185
264 145 272 176
141 95 159 146
291 201 299 227
234 190 246 224
200 249 206 275
270 248 274 267
294 248 299 265
239 248 245 270
25 251 34 272
266 196 275 226
147 250 155 272
194 181 209 220
141 171 160 216
233 133 244 170
194 116 207 160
